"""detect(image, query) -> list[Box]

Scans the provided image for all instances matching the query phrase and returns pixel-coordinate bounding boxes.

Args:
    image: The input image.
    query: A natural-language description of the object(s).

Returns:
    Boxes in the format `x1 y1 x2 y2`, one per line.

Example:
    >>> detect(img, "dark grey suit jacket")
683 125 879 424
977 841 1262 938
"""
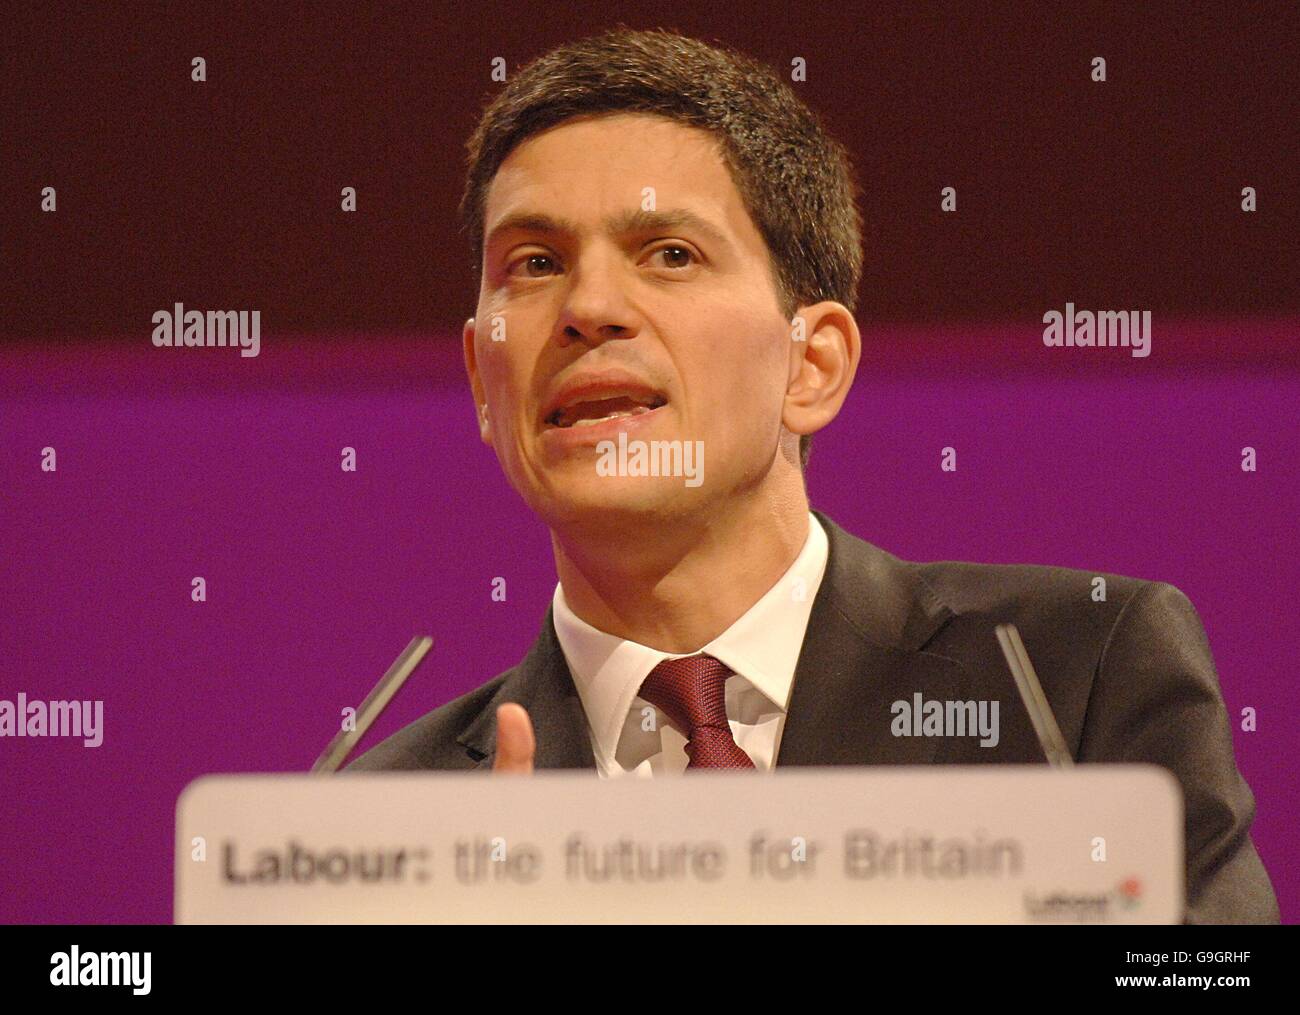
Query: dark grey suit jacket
348 510 1279 923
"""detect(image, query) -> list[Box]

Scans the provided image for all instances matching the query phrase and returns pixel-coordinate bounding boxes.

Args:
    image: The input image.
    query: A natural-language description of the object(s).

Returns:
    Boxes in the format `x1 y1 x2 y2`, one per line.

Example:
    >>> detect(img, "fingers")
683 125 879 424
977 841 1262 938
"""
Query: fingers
492 703 535 774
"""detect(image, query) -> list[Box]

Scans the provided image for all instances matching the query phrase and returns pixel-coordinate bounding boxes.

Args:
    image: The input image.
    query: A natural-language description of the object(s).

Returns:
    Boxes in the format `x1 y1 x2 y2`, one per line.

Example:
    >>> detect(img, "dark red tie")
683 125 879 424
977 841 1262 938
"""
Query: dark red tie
637 654 756 769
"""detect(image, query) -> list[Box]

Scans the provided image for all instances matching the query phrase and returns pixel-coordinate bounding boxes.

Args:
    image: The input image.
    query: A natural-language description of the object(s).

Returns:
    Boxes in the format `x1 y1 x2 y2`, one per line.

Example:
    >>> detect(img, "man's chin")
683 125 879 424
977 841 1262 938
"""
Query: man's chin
532 473 705 527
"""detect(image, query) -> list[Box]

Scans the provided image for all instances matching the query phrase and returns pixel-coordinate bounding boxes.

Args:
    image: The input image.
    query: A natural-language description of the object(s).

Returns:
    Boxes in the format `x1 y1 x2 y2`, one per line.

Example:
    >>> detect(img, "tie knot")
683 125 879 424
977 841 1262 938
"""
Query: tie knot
638 653 732 735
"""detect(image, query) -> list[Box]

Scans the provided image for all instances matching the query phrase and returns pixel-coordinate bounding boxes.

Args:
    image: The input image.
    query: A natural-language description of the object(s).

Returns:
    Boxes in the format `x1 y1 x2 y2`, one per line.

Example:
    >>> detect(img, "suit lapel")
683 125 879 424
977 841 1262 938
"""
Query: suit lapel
457 606 597 771
778 513 963 766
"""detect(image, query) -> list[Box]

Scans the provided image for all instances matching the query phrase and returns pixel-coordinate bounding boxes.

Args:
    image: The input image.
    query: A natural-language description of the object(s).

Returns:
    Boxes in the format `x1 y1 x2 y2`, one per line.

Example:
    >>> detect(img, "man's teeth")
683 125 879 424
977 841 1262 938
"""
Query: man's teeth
568 406 651 427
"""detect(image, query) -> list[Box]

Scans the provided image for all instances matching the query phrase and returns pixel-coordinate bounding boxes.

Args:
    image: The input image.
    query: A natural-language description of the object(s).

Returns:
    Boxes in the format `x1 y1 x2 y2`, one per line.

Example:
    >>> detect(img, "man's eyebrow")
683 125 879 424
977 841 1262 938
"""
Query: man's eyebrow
607 207 731 247
485 207 731 251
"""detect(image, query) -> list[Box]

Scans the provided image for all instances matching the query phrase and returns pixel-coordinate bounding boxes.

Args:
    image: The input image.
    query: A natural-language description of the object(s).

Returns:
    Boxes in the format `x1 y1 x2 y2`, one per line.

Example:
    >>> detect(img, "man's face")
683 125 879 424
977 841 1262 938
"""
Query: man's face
465 112 795 529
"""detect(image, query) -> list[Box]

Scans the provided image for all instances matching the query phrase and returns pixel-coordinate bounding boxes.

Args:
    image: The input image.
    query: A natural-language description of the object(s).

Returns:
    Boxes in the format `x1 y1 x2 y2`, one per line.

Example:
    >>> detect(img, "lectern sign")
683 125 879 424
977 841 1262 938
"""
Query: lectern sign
175 766 1183 923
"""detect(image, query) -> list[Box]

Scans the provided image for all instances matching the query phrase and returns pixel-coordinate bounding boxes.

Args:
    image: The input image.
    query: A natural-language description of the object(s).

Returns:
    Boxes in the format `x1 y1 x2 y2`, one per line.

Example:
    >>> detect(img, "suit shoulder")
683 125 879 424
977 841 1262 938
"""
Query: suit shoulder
344 671 510 771
910 555 1154 625
900 554 1169 681
817 514 1162 660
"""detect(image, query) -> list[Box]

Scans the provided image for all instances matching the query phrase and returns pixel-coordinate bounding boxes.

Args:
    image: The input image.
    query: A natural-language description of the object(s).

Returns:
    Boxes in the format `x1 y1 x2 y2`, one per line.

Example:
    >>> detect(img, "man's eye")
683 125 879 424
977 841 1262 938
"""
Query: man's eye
510 254 558 278
650 245 695 269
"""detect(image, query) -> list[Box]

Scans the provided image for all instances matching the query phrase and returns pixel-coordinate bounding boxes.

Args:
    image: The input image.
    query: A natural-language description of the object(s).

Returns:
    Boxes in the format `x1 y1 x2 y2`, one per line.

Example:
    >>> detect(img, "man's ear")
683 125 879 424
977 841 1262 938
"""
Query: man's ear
783 301 861 439
462 317 493 446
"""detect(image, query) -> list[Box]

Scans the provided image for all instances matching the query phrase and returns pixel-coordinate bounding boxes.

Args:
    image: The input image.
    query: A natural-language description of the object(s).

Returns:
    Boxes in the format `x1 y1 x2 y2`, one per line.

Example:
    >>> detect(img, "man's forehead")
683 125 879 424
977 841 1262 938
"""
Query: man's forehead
482 114 753 247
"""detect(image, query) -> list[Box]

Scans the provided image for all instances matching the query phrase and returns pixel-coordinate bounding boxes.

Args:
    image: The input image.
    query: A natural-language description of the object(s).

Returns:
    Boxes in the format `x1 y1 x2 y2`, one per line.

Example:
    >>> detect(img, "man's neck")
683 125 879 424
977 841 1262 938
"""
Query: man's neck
551 488 811 654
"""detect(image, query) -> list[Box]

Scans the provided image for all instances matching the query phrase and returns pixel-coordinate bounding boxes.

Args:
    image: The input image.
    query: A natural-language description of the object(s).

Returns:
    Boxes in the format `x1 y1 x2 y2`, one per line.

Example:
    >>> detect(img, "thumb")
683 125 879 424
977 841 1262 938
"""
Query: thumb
492 703 535 774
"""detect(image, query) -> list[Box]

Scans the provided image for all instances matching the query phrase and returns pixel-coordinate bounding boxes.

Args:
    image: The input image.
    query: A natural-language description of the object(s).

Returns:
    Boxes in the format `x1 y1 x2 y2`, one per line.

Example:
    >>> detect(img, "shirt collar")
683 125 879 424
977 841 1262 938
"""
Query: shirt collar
553 512 830 769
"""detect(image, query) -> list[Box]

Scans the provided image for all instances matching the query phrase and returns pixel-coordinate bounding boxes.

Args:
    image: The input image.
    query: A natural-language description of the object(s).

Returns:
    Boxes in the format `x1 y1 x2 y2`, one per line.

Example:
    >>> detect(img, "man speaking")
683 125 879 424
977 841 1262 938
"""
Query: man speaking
348 28 1278 924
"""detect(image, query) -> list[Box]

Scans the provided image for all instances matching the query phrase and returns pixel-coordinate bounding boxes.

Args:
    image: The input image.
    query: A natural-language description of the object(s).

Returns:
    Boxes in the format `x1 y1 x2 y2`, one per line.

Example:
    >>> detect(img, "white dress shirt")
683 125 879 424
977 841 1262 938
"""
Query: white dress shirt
552 512 830 777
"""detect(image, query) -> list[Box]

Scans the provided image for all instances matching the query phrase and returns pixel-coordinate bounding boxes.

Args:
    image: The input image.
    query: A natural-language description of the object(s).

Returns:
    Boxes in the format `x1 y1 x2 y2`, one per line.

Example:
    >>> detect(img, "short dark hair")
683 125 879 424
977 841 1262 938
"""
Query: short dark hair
460 28 864 470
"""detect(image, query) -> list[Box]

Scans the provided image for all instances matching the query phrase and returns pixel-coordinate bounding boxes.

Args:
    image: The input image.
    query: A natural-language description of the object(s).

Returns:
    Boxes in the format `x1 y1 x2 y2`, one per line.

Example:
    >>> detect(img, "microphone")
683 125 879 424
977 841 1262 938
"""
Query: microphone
311 635 434 773
994 623 1074 769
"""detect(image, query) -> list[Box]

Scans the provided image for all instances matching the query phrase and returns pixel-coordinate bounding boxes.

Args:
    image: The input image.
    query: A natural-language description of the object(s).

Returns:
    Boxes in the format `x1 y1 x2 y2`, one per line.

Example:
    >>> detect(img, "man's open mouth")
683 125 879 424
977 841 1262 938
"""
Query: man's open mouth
544 394 668 429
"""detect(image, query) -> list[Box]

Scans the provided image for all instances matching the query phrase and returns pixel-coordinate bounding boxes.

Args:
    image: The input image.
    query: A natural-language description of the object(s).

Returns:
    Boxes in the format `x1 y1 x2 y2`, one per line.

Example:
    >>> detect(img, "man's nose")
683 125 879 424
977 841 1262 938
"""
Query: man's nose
555 251 639 348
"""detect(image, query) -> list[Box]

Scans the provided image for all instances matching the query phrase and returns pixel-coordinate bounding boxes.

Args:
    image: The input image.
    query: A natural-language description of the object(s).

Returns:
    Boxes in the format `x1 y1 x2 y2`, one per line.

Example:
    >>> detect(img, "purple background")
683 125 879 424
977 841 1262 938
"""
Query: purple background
2 323 1296 923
